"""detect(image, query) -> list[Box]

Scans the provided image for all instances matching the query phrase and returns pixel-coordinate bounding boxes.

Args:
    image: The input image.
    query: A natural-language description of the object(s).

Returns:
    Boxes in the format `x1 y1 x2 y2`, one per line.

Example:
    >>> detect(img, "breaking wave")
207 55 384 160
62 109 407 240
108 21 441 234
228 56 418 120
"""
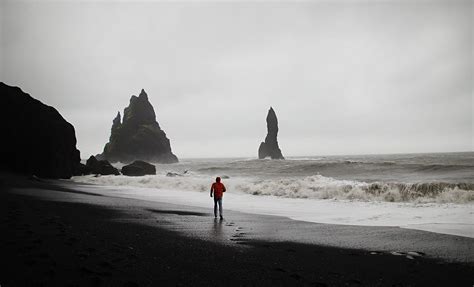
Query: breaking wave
71 174 474 204
235 175 474 203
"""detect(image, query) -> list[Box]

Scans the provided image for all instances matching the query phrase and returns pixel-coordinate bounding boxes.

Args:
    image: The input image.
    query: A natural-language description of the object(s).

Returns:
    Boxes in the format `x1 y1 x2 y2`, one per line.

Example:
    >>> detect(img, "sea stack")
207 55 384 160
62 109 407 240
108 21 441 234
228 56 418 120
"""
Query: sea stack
0 82 81 178
101 89 178 163
258 107 284 159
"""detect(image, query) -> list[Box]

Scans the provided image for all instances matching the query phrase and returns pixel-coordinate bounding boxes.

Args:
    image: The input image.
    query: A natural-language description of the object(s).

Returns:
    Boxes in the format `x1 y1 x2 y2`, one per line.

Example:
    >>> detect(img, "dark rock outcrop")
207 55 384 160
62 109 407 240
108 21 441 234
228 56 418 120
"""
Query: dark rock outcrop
0 82 81 178
74 163 91 176
85 156 119 175
101 89 178 164
121 160 156 176
258 107 284 160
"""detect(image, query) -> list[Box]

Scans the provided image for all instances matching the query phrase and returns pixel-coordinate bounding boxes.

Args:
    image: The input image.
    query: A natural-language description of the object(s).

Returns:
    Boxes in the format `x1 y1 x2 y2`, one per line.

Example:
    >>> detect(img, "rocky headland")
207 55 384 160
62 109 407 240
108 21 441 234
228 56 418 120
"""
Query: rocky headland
0 82 81 178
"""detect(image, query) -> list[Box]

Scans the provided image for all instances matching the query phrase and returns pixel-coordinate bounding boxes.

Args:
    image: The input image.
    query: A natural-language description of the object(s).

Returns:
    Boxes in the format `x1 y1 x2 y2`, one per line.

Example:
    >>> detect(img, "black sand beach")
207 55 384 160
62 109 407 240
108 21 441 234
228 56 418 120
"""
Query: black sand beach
1 174 473 286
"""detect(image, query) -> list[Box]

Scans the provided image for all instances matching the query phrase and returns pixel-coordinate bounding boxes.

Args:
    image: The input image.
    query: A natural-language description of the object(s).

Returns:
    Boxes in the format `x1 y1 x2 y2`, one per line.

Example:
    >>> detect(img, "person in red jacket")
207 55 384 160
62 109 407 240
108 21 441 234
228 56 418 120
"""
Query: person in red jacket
210 177 226 219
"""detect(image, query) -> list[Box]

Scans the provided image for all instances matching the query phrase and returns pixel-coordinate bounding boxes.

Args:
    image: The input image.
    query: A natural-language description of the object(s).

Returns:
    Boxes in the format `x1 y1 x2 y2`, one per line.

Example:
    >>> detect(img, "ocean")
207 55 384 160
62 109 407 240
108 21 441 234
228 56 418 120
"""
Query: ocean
77 152 474 203
72 152 474 237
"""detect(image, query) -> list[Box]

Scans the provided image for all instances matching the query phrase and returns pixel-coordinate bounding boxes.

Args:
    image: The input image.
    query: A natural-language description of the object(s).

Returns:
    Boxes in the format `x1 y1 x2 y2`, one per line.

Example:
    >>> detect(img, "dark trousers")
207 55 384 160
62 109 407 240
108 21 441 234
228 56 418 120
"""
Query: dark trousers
214 197 223 217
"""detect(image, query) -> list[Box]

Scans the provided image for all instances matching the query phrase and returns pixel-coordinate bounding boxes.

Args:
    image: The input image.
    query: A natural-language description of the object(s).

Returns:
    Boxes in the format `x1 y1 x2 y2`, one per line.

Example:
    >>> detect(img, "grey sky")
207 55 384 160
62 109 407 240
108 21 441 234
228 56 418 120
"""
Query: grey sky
1 0 472 158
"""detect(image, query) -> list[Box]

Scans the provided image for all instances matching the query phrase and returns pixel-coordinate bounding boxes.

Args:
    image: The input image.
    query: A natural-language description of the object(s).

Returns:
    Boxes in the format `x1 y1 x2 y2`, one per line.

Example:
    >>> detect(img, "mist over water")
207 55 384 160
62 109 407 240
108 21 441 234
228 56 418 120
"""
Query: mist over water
75 152 474 204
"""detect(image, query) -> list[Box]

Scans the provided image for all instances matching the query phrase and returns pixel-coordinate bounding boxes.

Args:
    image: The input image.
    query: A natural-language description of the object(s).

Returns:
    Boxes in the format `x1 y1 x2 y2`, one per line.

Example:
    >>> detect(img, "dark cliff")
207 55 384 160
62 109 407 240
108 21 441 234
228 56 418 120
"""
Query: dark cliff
258 107 284 160
0 82 81 178
101 89 178 163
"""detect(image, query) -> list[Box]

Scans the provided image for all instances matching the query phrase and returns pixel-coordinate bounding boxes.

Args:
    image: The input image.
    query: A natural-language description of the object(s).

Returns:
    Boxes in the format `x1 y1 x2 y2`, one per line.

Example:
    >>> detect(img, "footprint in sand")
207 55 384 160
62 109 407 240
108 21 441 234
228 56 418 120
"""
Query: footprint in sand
230 233 248 244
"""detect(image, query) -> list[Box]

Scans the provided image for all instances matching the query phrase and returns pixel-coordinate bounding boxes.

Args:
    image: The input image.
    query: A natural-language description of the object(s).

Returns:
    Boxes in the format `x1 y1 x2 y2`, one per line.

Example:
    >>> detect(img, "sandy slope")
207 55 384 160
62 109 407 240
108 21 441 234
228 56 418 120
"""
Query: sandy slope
0 174 473 286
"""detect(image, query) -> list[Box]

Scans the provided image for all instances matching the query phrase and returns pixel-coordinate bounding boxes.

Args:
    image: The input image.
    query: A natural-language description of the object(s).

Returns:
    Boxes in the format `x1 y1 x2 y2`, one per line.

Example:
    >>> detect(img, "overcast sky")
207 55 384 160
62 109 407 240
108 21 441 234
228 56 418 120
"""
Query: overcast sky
1 0 472 158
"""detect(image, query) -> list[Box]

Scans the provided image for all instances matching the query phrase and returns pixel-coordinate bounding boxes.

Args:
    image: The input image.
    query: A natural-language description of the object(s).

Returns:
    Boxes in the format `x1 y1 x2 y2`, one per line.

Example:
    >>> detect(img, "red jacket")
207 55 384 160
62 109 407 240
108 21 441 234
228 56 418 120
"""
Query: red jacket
211 182 226 199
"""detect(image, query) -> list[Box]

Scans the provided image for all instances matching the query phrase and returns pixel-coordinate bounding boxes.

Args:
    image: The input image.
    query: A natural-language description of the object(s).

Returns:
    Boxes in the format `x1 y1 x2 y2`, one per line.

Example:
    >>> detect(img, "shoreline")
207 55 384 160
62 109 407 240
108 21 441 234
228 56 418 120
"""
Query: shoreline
70 174 474 239
1 173 473 286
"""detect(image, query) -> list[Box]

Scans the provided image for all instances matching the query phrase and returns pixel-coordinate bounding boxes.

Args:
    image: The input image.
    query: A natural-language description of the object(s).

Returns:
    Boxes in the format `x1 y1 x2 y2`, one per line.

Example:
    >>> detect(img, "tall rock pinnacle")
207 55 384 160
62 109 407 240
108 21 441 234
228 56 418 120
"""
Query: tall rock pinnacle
258 107 284 159
101 89 178 163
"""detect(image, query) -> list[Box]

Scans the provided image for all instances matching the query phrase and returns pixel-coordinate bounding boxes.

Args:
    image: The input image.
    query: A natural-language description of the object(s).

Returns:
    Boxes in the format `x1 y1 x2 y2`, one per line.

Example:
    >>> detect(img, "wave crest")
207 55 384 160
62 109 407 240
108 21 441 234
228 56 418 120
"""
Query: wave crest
236 175 474 203
71 174 474 204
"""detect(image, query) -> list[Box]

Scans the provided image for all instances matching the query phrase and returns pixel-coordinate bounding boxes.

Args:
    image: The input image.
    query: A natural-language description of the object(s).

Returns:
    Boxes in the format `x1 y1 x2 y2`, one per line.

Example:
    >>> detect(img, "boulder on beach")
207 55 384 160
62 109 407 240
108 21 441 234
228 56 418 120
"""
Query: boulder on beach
73 163 92 176
0 82 81 179
85 156 119 176
258 107 284 160
121 160 156 176
100 89 178 164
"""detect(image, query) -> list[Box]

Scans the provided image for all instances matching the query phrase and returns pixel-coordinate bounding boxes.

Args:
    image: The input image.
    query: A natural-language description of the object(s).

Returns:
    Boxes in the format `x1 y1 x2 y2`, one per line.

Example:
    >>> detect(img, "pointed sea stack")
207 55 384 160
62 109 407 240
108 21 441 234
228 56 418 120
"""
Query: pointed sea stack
101 89 178 163
258 107 284 159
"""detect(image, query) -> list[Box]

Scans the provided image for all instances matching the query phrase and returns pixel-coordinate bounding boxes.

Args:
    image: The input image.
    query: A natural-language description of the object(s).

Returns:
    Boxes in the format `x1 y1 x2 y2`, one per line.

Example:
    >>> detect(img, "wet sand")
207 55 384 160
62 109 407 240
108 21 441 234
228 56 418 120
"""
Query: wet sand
0 174 473 286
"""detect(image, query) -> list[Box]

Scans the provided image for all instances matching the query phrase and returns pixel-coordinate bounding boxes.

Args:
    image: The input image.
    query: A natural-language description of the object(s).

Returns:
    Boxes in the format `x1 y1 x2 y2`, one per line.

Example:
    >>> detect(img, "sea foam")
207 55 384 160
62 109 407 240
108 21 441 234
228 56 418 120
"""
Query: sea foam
72 174 474 204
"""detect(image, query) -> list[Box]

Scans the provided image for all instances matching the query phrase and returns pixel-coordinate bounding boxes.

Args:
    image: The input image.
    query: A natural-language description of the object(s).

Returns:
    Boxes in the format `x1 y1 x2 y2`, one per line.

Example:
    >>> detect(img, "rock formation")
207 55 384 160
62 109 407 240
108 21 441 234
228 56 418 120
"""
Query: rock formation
258 107 284 160
101 89 178 163
74 163 91 176
0 82 81 178
121 160 156 176
85 156 119 176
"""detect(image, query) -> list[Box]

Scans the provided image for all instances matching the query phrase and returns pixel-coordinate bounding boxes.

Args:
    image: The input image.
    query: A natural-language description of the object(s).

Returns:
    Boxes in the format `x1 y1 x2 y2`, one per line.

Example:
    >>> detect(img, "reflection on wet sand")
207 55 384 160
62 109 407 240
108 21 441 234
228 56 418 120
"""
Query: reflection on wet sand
212 218 224 238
